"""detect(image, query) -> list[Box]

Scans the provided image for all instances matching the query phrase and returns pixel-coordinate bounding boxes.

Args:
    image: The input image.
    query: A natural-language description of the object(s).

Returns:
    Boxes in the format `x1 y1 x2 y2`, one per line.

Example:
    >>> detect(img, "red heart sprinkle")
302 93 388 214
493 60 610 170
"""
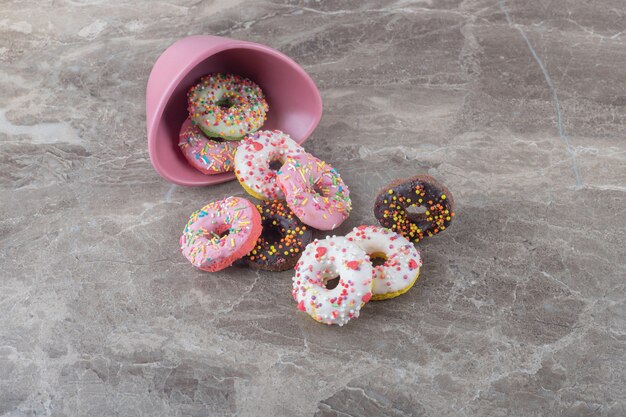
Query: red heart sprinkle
316 247 327 258
297 300 306 311
361 293 372 303
346 260 360 270
251 141 263 151
408 259 419 270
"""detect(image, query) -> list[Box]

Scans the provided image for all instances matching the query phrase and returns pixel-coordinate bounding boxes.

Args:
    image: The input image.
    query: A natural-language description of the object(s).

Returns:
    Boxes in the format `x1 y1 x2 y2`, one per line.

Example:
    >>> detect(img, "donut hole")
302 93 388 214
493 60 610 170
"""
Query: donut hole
205 224 231 240
267 151 288 172
312 183 330 197
261 220 284 244
405 204 427 222
268 158 284 172
325 276 340 290
370 252 388 267
406 205 427 215
215 95 236 109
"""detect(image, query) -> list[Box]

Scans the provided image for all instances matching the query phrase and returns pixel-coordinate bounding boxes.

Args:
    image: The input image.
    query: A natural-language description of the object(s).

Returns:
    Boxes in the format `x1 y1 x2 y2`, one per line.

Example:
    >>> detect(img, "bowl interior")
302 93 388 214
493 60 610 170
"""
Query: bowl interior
153 46 321 186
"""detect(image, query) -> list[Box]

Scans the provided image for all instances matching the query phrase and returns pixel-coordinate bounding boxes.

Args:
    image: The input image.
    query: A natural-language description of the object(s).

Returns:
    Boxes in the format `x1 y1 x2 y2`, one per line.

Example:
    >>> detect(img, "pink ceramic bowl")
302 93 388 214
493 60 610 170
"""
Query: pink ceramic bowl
146 35 323 186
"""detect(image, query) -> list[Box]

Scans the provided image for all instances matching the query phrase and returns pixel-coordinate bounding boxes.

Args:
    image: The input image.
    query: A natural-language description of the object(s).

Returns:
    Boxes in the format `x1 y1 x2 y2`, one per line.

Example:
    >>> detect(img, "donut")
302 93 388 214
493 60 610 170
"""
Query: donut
277 153 351 230
180 196 262 272
188 73 268 141
374 175 455 243
234 130 305 200
346 225 422 300
243 200 314 271
178 118 240 175
292 236 373 326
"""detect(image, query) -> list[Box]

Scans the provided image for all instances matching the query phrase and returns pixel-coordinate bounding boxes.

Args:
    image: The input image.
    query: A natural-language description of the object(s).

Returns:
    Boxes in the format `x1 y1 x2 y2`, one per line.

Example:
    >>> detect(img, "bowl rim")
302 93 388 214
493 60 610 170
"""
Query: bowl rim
146 36 323 186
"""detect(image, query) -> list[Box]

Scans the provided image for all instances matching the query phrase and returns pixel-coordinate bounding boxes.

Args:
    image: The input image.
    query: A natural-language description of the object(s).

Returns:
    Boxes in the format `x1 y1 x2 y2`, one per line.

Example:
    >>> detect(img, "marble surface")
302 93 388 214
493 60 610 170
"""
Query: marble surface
1 0 625 415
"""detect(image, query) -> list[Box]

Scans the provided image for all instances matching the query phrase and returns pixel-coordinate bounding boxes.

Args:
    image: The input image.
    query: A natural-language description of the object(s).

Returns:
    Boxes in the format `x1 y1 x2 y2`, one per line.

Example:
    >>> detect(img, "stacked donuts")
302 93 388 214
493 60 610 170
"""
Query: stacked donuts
179 73 269 175
292 227 422 326
235 132 352 231
177 73 457 327
179 73 352 273
293 175 455 326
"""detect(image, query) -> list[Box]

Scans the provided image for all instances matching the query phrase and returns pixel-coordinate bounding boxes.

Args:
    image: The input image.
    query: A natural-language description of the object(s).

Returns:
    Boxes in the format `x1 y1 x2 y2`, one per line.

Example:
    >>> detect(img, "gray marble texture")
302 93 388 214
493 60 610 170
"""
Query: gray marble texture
1 0 625 416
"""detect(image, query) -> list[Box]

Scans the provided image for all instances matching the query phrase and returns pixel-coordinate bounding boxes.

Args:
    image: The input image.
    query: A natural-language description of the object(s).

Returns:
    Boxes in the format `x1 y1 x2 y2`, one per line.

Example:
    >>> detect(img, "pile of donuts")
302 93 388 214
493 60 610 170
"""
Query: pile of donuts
178 73 455 326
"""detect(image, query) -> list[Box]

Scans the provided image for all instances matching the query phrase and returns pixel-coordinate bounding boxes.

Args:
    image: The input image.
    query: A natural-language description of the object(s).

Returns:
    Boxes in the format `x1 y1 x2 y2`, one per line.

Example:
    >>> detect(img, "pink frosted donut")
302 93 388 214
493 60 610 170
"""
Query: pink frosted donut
277 153 351 230
180 196 262 272
178 118 240 175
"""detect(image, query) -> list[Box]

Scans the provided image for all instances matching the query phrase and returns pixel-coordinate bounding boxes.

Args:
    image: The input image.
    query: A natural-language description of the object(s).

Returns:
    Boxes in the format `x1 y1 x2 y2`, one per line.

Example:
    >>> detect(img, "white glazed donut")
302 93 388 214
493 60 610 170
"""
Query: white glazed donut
292 236 374 326
234 130 305 200
346 225 422 300
188 73 268 140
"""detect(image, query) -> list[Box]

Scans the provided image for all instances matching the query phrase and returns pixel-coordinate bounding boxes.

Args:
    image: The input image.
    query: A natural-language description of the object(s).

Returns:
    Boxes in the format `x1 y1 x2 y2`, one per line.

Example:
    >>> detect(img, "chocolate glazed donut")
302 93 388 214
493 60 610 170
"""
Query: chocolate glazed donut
244 200 314 271
374 175 455 243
